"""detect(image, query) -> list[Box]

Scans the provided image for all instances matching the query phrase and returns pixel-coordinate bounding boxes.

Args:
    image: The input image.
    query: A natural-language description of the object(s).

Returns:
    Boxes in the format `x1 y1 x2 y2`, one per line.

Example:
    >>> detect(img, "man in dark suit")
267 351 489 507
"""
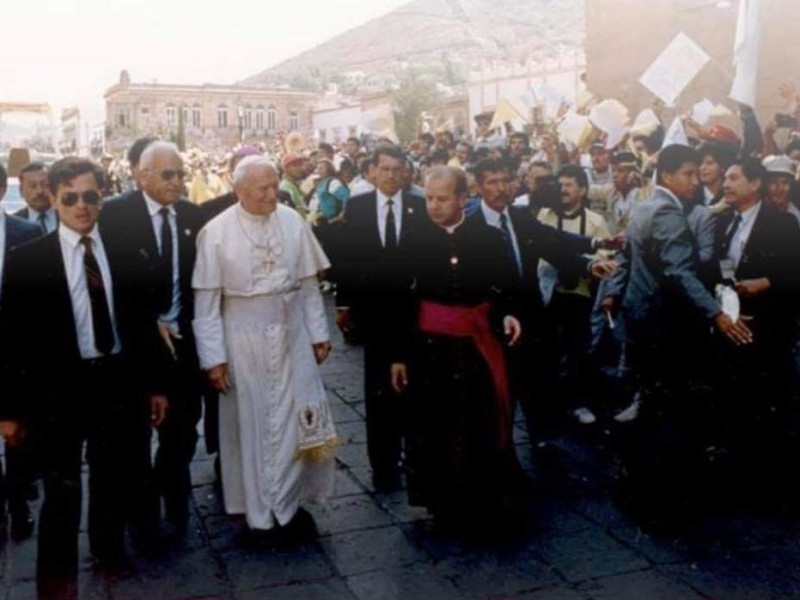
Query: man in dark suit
100 141 208 535
334 145 426 490
467 157 616 447
712 157 800 500
0 163 42 541
606 145 752 521
14 162 57 233
0 158 168 598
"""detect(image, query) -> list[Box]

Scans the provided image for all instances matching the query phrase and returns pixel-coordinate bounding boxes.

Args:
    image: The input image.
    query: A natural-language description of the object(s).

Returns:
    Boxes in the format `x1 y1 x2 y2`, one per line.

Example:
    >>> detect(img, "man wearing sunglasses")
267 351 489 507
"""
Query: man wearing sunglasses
0 157 169 598
100 141 207 540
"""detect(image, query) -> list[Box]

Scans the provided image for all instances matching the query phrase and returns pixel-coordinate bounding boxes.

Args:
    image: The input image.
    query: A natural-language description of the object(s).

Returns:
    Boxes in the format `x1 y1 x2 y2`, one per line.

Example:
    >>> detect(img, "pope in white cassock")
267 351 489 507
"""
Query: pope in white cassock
192 156 337 531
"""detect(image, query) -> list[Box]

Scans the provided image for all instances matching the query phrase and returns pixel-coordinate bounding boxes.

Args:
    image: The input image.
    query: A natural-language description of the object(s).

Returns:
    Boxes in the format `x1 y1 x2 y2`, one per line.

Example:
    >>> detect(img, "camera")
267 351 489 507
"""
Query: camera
533 175 561 211
775 113 799 129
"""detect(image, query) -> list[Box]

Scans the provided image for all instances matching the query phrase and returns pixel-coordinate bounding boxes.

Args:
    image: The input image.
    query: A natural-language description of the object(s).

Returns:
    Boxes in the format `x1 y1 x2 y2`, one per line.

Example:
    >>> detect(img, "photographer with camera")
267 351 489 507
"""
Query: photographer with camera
587 151 652 235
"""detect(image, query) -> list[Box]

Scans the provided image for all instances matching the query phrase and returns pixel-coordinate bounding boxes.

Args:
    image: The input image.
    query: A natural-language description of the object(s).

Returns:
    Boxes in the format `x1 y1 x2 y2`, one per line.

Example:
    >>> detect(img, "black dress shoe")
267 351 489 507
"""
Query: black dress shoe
372 471 402 493
280 508 318 542
9 502 34 541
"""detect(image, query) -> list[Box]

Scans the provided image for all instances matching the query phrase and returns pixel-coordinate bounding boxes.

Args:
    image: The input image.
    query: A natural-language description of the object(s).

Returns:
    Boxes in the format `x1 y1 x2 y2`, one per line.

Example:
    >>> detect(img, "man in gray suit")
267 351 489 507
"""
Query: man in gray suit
602 145 752 523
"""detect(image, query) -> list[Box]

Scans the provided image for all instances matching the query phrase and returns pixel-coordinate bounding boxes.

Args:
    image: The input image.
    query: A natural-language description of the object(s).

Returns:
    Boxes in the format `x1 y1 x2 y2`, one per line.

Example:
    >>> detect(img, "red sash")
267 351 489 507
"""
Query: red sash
418 300 512 450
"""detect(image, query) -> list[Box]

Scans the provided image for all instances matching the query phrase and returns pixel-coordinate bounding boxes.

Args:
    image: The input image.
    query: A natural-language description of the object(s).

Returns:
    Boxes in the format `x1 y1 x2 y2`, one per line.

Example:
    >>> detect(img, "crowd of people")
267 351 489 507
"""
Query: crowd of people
1 84 800 598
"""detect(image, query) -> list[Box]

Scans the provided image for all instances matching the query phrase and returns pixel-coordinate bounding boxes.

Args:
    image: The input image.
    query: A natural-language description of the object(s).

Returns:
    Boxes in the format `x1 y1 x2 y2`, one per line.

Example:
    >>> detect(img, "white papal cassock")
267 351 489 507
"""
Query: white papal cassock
192 202 336 530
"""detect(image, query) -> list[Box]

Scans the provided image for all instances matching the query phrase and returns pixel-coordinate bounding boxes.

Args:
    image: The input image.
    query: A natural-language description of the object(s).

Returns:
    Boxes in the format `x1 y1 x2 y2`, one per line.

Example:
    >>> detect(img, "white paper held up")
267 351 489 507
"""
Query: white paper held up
729 0 762 108
639 32 711 106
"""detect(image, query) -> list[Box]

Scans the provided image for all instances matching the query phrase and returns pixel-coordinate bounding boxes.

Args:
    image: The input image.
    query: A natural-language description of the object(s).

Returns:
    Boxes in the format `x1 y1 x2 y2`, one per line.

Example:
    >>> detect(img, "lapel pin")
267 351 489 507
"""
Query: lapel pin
184 228 192 236
407 207 414 214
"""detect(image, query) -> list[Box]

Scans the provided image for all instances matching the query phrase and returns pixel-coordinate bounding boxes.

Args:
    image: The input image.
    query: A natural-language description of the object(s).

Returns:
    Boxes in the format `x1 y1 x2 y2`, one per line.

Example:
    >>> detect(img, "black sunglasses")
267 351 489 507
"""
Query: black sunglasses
61 190 102 207
157 169 186 181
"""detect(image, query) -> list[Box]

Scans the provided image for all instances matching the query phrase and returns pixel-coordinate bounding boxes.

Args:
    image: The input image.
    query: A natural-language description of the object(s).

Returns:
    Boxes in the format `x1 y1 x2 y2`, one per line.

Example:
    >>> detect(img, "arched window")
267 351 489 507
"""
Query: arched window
243 105 253 130
217 105 228 128
267 105 277 131
255 105 265 130
288 110 299 131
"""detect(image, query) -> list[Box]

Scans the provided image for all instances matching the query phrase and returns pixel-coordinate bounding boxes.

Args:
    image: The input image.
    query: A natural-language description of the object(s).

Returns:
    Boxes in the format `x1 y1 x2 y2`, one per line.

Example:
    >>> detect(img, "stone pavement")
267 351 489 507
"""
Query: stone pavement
3 301 800 599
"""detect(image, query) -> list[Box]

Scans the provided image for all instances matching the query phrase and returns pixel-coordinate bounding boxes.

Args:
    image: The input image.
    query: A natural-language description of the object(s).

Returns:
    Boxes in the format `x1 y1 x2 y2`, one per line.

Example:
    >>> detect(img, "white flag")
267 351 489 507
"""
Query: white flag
729 0 762 108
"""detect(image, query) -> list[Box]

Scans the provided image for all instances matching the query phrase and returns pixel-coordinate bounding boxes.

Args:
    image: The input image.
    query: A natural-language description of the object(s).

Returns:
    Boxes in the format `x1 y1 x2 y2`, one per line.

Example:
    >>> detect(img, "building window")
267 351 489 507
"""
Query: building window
267 106 277 131
166 104 176 129
180 105 189 126
255 106 265 130
319 129 326 142
116 108 127 128
289 110 299 131
140 107 150 128
349 125 358 138
217 105 228 128
192 105 201 128
244 105 253 130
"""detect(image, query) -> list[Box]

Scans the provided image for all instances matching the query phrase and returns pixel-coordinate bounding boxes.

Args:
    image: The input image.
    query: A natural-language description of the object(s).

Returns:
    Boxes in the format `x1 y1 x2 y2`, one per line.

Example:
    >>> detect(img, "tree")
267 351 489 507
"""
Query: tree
391 68 442 145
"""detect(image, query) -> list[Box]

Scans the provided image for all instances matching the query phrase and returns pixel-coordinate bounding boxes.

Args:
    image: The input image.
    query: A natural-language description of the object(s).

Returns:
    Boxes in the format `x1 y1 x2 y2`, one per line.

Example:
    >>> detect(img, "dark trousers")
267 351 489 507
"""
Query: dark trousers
36 357 143 599
549 292 593 411
153 337 202 524
0 437 36 513
363 339 403 478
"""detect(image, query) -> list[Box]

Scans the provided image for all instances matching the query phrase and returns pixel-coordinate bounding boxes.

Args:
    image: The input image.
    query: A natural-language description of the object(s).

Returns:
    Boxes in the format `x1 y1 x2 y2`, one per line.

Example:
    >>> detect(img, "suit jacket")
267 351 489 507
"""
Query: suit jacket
619 187 720 346
98 191 208 385
0 232 162 421
604 199 718 303
468 205 593 327
13 206 58 228
100 190 207 330
12 207 31 220
4 215 41 253
333 191 426 332
714 201 800 351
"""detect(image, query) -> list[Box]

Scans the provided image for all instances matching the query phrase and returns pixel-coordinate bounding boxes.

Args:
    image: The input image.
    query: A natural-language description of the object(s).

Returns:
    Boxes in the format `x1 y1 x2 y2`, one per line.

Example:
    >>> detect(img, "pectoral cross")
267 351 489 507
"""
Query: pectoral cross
263 258 275 274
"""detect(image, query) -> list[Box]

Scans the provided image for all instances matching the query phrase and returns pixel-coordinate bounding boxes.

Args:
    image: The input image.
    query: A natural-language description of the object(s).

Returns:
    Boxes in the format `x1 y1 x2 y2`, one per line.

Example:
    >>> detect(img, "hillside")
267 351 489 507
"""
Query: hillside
240 0 584 89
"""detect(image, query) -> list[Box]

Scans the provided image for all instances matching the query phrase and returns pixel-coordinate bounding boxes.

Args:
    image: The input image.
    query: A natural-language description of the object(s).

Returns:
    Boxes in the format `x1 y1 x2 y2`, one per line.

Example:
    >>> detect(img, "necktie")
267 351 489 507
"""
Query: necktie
384 199 397 250
724 213 743 257
81 237 115 355
37 212 48 234
159 207 174 312
499 213 521 276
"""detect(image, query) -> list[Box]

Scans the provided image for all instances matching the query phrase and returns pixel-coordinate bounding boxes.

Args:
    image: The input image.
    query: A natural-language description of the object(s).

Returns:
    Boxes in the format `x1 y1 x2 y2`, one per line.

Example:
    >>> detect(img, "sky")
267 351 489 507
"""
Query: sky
1 0 410 125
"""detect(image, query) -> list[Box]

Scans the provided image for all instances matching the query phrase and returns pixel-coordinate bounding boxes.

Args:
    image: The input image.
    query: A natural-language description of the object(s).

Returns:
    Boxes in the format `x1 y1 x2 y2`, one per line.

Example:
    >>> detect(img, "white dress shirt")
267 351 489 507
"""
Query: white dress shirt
24 206 58 233
58 223 121 359
376 190 402 248
480 200 522 272
143 193 181 330
726 201 761 269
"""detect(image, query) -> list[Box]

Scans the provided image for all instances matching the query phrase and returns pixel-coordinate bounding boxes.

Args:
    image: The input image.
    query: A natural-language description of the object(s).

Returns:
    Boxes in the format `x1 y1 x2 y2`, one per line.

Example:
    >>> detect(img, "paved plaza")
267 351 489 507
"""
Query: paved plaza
2 302 800 599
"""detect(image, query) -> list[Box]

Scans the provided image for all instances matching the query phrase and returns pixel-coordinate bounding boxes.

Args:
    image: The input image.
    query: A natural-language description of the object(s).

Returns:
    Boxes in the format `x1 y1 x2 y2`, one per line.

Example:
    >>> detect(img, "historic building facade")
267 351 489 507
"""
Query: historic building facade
104 70 317 153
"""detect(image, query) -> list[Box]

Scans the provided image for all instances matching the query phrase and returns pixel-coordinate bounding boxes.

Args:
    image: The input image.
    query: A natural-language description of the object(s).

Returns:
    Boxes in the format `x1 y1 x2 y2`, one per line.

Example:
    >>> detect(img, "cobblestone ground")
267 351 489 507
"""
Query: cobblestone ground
3 300 800 599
